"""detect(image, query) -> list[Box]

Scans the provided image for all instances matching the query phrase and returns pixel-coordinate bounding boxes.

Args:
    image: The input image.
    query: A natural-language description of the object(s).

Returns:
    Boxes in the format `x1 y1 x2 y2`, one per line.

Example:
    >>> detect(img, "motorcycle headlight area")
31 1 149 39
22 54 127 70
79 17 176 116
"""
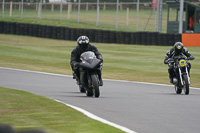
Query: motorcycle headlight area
179 59 186 67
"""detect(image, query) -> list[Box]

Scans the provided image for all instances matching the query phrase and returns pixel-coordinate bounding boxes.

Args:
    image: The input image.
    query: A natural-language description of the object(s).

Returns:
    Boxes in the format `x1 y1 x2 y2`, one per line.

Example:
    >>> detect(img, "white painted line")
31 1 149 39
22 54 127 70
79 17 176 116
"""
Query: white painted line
54 99 137 133
1 67 199 90
1 66 200 133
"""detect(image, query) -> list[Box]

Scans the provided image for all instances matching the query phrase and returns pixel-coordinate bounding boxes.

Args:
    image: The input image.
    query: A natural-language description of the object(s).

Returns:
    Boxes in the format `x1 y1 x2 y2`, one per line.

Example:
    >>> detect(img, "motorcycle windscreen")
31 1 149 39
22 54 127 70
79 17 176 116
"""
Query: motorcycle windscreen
80 59 101 69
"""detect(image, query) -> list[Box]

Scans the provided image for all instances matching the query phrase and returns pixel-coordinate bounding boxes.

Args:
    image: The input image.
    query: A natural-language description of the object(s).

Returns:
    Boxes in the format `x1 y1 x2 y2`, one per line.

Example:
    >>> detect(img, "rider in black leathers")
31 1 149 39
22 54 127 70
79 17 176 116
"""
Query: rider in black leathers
70 35 103 86
164 42 195 83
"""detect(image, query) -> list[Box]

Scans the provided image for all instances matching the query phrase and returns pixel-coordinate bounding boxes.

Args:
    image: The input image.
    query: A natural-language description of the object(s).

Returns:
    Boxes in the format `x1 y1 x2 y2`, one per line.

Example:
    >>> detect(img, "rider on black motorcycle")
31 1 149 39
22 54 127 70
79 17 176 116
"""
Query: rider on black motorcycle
164 42 195 83
70 35 103 86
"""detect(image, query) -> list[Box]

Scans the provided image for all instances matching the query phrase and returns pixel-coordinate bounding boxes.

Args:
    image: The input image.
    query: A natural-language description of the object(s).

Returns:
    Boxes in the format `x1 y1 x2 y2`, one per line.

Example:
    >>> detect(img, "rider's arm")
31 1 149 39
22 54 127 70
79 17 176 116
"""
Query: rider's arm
70 47 80 70
183 48 195 60
164 49 173 64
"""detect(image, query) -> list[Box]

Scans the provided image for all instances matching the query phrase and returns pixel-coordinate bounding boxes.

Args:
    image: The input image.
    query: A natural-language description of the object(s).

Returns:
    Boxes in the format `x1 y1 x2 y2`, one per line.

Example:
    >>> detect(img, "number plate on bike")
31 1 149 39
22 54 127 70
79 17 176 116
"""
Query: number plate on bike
179 59 186 67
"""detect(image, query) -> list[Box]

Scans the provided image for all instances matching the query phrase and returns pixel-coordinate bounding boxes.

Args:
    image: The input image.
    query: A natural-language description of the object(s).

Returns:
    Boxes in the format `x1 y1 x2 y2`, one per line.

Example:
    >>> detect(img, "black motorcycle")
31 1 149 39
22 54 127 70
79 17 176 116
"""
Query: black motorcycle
78 51 102 97
169 55 192 95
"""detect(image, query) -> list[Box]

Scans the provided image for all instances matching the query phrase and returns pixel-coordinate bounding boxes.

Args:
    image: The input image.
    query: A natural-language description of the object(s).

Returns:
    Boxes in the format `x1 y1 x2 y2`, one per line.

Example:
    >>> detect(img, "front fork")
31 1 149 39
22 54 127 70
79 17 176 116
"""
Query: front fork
178 66 190 86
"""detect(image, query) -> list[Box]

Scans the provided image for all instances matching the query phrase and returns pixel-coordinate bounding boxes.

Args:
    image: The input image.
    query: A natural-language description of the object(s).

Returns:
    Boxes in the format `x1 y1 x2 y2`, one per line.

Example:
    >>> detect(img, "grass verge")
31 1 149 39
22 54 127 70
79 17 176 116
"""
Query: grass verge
0 34 199 88
0 86 125 133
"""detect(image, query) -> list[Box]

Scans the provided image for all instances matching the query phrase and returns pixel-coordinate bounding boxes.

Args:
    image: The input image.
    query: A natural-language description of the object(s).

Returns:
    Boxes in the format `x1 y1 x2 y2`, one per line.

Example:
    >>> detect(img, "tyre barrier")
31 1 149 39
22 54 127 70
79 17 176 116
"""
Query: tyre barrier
0 21 181 46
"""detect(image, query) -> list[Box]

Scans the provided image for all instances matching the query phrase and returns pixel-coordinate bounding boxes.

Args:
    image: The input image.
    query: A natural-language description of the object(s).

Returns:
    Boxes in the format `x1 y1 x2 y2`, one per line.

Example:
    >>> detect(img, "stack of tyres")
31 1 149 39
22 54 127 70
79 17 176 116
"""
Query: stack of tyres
116 32 125 44
88 29 95 42
65 27 71 40
141 32 147 45
38 25 43 37
95 30 103 43
151 32 158 45
146 32 152 45
4 22 12 34
0 21 4 33
41 25 47 38
168 33 175 46
52 26 57 39
109 31 116 43
10 22 16 35
102 30 110 43
70 28 77 41
174 34 182 43
130 32 136 44
24 24 29 36
28 24 34 36
162 33 168 46
135 32 141 44
157 33 163 46
16 23 20 35
46 26 53 39
33 24 39 37
60 27 66 40
124 32 131 44
56 27 61 39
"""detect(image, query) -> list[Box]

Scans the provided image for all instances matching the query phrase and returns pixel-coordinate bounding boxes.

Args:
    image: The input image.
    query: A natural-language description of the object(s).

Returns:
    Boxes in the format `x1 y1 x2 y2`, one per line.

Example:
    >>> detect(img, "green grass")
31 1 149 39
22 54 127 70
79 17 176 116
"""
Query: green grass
0 34 200 88
0 8 170 32
0 86 125 133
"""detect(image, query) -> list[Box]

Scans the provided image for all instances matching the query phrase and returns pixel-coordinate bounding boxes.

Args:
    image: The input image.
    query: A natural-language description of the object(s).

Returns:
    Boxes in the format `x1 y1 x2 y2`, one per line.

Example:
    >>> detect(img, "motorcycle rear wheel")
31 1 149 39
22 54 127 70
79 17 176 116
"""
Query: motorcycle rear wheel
79 86 85 93
91 74 100 98
183 75 190 95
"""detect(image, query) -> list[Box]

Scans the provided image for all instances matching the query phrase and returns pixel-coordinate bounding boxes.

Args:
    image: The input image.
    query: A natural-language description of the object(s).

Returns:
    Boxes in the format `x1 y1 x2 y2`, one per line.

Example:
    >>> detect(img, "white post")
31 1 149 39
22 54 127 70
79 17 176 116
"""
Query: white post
21 0 23 18
158 0 163 33
2 0 5 17
39 0 42 19
136 0 140 31
96 0 99 26
67 2 72 20
103 2 106 11
156 0 159 32
179 0 184 34
10 1 13 17
78 0 81 23
126 7 129 26
60 0 63 21
51 4 54 12
86 2 88 11
116 0 119 29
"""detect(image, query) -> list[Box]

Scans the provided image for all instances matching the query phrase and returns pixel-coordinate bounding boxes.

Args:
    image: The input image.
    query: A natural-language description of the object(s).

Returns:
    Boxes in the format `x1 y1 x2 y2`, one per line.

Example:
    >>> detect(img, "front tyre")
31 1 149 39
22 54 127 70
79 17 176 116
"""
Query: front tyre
175 85 182 94
183 74 190 95
91 74 100 97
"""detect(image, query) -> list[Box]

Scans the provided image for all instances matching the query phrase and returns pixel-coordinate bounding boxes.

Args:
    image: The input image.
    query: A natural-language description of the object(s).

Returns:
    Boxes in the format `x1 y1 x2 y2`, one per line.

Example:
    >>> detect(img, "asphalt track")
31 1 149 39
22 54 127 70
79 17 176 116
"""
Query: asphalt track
0 67 200 133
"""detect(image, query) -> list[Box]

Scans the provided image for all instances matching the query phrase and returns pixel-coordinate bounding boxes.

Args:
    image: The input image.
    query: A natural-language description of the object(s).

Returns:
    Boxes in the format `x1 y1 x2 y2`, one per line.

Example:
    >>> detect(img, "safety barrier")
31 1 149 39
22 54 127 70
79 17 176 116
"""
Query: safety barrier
0 21 181 46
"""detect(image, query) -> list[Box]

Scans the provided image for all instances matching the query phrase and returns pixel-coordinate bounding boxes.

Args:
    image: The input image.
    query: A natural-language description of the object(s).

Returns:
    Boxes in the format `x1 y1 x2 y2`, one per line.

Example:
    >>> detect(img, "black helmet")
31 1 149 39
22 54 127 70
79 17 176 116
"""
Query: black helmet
77 36 90 51
174 42 183 54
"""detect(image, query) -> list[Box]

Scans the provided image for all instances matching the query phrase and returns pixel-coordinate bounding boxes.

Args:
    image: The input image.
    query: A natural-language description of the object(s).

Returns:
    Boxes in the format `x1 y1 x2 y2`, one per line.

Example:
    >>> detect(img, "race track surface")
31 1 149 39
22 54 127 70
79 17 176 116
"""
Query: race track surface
0 67 200 133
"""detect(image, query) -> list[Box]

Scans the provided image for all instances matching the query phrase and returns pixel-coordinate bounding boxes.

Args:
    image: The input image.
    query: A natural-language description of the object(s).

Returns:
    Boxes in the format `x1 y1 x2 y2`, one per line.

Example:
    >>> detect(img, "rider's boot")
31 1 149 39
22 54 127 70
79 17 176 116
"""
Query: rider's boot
73 72 80 85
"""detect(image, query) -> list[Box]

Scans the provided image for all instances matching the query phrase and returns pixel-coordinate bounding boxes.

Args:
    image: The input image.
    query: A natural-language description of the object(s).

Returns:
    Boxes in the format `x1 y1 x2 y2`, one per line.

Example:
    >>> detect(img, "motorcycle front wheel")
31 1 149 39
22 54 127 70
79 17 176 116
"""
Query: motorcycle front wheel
175 85 182 94
91 74 100 97
183 75 190 95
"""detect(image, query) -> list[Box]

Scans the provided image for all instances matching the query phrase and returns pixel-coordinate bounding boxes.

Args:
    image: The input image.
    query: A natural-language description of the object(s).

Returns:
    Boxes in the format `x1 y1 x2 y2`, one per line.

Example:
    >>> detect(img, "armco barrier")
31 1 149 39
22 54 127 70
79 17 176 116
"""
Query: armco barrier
0 21 182 46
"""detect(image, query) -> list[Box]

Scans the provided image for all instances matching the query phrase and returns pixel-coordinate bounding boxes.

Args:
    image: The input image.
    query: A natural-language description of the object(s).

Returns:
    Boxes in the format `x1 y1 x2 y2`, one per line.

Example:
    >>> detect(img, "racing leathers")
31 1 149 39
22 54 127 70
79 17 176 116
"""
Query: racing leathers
70 44 103 86
164 47 194 83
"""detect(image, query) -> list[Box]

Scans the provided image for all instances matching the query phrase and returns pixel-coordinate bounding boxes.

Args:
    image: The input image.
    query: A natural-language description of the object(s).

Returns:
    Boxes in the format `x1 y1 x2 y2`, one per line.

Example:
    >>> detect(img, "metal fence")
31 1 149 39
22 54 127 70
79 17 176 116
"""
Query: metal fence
0 1 172 32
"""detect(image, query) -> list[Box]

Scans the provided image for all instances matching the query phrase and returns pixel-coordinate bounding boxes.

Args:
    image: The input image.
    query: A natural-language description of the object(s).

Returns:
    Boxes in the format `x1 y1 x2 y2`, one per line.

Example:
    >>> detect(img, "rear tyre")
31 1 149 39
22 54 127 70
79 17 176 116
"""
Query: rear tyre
183 75 190 95
79 86 85 93
175 85 182 94
91 74 100 98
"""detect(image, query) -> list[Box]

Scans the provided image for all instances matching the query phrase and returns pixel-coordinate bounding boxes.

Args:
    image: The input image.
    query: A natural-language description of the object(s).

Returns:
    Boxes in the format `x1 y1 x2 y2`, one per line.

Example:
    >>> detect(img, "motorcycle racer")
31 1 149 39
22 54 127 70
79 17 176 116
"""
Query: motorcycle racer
164 42 195 83
70 35 103 86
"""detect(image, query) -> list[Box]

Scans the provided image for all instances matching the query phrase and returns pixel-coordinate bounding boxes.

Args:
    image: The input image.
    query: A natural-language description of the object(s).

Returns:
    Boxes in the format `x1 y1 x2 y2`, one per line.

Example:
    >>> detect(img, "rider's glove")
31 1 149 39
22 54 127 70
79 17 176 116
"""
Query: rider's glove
73 62 79 70
188 56 195 60
164 59 168 64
